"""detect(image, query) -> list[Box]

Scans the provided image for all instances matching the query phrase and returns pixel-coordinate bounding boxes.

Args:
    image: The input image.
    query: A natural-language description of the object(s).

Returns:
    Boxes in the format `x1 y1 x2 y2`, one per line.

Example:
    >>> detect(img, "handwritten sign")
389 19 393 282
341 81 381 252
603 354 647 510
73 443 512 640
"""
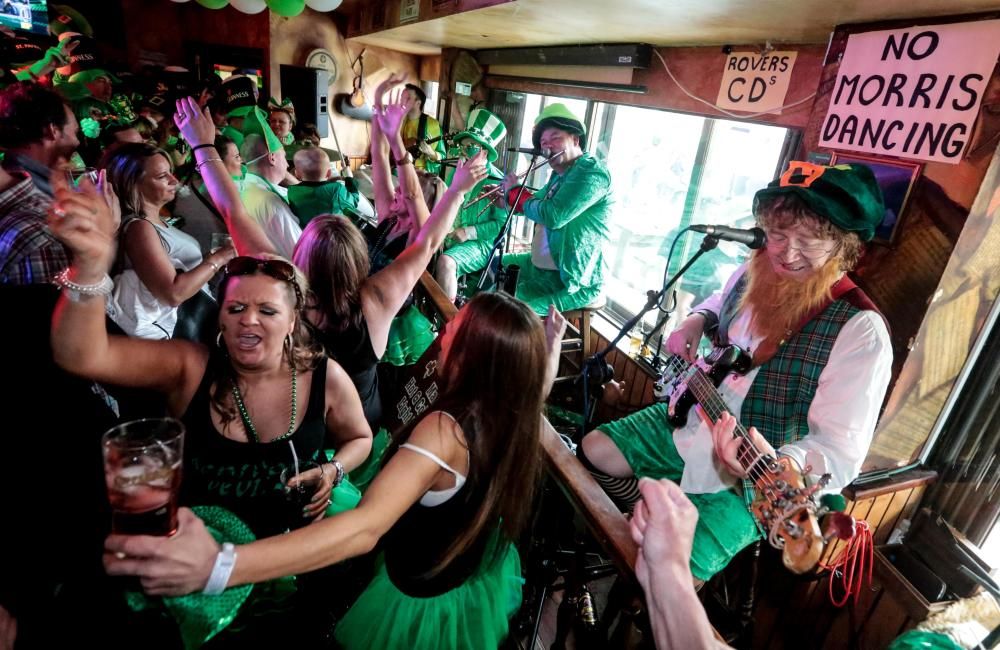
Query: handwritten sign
716 51 797 113
820 20 1000 164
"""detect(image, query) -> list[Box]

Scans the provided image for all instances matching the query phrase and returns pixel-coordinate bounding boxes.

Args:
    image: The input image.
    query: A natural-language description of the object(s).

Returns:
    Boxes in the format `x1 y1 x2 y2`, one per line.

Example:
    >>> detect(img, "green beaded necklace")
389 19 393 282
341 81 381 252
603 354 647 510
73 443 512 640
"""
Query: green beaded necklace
232 367 298 444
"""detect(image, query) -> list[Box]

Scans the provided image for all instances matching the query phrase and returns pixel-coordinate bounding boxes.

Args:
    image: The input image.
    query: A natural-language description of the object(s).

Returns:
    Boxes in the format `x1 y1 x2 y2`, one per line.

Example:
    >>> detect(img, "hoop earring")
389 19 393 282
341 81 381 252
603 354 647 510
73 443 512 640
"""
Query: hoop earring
284 334 293 351
216 331 225 348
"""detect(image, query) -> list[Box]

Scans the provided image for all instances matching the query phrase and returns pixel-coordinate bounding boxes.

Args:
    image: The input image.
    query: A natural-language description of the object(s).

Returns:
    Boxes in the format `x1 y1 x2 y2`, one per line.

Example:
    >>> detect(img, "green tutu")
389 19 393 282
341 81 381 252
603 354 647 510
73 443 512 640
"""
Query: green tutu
344 427 391 493
334 538 523 650
383 305 436 367
599 402 761 580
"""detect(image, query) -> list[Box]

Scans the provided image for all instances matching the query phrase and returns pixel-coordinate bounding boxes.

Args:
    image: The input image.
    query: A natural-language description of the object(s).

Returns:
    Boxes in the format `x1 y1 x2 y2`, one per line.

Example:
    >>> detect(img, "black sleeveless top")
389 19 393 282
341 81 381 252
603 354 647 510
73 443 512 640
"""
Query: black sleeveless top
180 355 330 539
382 434 492 598
316 319 381 430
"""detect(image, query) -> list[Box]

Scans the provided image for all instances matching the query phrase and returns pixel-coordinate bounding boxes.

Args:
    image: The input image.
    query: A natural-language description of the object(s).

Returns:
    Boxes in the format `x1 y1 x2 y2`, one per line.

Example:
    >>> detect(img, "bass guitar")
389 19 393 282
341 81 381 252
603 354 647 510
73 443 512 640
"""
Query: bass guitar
653 345 830 574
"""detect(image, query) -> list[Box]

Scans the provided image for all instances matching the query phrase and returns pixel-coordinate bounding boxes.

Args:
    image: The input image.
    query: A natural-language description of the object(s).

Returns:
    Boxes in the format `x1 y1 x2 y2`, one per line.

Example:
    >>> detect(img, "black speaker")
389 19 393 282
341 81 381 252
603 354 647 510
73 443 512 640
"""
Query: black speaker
279 64 330 138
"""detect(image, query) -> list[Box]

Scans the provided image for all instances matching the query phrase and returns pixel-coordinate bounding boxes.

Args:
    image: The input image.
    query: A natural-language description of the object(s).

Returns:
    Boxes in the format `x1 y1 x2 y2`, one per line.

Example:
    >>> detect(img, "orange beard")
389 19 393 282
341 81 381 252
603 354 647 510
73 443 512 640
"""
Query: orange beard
739 251 844 365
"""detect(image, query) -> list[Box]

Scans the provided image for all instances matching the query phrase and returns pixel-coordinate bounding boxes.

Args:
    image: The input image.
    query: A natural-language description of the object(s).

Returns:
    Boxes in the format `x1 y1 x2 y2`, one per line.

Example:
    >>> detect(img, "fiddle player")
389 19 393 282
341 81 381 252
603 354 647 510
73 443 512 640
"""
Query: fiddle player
579 162 893 580
501 103 613 315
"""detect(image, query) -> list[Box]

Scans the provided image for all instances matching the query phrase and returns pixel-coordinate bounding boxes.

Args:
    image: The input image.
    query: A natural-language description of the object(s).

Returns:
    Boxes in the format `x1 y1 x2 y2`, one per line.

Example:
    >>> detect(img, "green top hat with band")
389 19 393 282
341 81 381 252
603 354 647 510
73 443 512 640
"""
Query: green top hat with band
454 108 506 162
753 161 886 242
532 102 586 151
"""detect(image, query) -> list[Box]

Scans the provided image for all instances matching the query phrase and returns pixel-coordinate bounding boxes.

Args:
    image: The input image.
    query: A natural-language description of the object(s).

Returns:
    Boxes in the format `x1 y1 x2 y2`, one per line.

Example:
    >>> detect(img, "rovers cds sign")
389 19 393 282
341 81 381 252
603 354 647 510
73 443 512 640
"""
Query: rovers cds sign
820 20 1000 164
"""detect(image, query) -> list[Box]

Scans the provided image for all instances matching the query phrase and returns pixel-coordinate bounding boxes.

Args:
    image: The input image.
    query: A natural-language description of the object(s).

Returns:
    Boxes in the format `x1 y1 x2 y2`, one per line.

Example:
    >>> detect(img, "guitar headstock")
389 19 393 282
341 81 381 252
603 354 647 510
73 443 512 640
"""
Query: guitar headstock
751 456 825 574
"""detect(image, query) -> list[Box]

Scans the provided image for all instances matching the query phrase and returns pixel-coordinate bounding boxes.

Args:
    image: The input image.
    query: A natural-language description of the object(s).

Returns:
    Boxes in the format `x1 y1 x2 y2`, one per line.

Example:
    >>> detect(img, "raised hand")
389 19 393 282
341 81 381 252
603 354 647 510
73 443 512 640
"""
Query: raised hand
47 174 118 280
173 96 217 148
630 478 699 593
373 72 406 111
450 150 488 195
375 89 409 142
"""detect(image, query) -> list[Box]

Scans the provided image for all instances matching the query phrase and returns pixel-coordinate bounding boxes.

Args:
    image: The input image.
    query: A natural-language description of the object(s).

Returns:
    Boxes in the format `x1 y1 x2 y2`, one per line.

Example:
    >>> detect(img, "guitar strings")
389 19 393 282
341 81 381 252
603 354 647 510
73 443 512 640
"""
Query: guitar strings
663 354 778 492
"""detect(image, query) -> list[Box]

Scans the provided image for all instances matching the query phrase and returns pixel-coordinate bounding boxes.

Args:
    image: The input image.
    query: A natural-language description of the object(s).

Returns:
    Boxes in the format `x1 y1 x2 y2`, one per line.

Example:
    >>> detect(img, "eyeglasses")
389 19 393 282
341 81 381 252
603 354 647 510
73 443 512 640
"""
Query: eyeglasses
460 143 482 158
224 256 302 307
765 231 837 260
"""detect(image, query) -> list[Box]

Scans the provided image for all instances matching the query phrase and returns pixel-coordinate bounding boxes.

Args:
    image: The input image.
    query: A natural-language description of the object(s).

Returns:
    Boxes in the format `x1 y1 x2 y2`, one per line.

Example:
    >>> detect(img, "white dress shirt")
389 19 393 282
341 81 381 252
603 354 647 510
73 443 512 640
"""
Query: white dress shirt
673 265 893 495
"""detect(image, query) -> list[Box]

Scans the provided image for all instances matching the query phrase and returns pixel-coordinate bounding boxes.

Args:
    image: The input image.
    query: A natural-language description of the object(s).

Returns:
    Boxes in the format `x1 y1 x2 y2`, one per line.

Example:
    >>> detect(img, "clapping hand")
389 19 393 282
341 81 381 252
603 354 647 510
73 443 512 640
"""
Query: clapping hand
373 72 406 111
375 88 410 142
47 174 118 280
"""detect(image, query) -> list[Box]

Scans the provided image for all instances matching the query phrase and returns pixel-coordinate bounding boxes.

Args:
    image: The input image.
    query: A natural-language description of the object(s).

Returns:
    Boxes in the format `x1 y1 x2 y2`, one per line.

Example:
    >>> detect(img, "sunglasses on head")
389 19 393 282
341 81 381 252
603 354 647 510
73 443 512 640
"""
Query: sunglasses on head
224 256 302 307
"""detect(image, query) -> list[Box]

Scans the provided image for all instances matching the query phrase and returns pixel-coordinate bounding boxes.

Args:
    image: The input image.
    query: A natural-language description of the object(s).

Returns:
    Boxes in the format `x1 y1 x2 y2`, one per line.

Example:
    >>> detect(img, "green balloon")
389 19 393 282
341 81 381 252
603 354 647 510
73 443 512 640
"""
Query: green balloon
266 0 306 16
195 0 230 8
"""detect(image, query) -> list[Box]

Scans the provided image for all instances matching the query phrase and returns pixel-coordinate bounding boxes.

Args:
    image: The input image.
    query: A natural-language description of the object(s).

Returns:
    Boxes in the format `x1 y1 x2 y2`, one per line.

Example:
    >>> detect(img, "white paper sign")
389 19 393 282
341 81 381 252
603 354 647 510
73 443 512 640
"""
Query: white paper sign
820 20 1000 164
716 51 798 113
400 0 419 24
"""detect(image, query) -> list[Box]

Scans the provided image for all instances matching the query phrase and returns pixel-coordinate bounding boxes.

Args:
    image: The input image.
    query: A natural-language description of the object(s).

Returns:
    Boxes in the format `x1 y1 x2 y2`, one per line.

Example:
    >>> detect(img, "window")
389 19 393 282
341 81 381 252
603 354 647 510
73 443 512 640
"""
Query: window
499 92 792 335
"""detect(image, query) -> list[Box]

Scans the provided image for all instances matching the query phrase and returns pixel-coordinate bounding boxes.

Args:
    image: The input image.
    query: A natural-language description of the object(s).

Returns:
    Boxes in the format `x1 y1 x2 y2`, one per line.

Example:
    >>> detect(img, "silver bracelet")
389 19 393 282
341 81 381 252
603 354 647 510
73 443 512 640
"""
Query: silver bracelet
203 542 237 595
207 260 220 274
54 268 113 302
195 157 224 172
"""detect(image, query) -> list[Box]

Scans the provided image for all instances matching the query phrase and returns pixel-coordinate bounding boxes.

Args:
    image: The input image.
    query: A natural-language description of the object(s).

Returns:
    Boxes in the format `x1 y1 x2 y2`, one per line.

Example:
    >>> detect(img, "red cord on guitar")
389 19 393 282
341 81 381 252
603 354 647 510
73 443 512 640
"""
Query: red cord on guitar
819 519 873 607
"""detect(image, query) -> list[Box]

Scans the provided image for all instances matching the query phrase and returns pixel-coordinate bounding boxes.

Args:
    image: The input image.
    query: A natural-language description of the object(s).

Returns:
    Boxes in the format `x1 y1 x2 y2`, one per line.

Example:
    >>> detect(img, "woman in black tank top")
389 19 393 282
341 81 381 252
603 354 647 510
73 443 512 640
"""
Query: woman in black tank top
291 80 487 432
97 292 567 650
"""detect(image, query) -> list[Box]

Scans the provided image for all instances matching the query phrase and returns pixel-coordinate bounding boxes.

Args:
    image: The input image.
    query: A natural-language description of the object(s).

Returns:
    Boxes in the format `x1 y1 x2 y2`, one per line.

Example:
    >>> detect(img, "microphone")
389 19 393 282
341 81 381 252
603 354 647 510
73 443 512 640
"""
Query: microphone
689 225 766 249
508 146 541 156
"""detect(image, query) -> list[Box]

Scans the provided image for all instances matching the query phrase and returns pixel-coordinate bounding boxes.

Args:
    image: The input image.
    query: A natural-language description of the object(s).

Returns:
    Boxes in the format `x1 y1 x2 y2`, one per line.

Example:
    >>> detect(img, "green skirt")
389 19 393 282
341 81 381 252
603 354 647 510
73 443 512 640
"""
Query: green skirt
599 402 761 580
383 305 436 367
334 538 523 650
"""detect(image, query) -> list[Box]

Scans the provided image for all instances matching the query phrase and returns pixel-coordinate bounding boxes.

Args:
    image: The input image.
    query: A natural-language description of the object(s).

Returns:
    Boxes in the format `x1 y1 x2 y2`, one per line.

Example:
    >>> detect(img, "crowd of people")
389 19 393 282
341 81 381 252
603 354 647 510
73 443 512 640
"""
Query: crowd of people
0 11 895 650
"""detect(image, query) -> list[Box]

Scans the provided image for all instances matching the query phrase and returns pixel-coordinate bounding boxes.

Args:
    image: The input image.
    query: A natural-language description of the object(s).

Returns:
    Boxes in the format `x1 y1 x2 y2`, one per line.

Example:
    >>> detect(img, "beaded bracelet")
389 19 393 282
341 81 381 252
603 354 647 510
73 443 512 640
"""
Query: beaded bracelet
54 267 113 302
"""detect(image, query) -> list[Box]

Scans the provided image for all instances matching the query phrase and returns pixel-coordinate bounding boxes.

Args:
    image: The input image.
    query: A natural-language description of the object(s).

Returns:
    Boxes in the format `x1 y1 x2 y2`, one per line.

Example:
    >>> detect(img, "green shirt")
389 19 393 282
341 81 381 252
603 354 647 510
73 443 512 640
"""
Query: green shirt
287 180 361 228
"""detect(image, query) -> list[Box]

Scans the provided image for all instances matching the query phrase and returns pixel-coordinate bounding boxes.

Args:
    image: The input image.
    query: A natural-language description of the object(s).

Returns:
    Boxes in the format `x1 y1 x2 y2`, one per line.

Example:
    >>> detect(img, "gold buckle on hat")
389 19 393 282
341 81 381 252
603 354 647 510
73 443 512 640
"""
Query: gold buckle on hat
779 162 827 188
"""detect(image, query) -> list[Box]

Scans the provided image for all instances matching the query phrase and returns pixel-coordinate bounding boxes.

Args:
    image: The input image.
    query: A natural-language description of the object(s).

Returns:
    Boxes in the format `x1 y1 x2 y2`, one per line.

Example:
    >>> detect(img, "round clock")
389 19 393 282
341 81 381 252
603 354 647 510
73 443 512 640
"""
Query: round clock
305 48 337 84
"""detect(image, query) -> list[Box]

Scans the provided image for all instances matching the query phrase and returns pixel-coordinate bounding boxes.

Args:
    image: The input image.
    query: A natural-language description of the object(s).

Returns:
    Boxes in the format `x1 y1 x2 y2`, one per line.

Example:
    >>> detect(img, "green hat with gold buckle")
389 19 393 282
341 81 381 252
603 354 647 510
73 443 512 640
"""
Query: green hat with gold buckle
454 108 506 162
753 161 886 242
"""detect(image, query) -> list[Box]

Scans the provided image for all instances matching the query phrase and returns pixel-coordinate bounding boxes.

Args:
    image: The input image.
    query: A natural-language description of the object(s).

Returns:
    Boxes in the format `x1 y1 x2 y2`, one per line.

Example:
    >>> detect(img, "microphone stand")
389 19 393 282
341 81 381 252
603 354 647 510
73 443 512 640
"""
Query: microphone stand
477 154 544 293
575 232 721 438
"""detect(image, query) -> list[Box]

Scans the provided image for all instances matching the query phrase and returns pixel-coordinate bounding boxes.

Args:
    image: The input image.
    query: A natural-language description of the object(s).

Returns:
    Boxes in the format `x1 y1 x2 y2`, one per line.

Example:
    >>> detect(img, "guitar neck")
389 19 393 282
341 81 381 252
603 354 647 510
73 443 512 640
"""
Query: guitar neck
685 368 774 477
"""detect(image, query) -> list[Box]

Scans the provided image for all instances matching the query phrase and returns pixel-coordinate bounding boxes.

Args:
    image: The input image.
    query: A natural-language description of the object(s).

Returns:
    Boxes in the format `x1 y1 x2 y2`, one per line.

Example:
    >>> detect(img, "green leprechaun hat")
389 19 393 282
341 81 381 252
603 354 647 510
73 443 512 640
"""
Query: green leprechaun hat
532 102 586 151
753 161 886 242
240 106 283 154
454 108 506 162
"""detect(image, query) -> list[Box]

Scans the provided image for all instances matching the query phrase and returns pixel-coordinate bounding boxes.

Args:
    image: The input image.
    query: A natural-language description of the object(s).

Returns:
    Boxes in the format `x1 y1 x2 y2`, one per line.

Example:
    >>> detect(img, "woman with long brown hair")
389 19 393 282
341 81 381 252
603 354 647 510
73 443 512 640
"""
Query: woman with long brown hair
100 291 567 649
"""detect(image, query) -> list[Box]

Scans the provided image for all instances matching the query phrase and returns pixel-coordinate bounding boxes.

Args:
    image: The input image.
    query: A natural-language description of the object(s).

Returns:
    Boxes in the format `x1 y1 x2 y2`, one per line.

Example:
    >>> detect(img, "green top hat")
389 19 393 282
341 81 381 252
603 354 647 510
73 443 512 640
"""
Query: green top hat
454 108 507 162
532 102 586 151
49 4 94 38
753 161 886 242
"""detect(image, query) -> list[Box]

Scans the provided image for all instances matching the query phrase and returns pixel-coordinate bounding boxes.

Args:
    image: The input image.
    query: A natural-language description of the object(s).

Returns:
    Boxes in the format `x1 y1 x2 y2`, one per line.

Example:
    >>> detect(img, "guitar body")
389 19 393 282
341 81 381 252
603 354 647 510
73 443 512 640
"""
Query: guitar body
653 343 830 574
654 344 753 427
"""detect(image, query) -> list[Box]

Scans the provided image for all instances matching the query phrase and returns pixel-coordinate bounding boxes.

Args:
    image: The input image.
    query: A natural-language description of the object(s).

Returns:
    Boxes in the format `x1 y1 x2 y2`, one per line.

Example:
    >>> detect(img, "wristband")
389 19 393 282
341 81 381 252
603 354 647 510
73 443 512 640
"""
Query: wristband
395 152 414 166
192 143 217 154
331 459 345 488
203 542 237 595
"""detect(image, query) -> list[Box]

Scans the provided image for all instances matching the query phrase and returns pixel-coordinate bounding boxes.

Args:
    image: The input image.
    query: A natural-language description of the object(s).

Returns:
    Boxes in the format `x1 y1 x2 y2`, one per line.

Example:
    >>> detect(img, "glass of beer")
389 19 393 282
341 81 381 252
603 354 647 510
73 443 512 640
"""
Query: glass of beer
210 233 234 254
281 461 323 531
102 418 184 536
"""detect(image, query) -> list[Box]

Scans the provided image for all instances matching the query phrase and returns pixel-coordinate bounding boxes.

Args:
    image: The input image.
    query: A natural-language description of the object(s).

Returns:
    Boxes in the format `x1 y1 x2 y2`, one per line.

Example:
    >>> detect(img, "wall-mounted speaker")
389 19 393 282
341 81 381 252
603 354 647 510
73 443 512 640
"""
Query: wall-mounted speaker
279 64 331 137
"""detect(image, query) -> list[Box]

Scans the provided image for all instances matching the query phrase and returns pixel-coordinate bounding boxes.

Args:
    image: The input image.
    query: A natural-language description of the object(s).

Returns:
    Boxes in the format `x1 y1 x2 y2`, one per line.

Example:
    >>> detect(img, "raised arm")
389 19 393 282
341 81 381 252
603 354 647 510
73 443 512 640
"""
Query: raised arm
361 151 487 354
173 97 276 256
371 75 404 221
104 410 466 593
48 177 207 411
376 87 431 230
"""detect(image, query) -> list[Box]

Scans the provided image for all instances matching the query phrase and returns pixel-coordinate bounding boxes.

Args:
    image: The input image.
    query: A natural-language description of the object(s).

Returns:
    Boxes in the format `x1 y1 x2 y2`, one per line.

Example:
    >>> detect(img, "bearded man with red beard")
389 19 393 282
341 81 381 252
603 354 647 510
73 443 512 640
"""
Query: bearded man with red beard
579 162 894 581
